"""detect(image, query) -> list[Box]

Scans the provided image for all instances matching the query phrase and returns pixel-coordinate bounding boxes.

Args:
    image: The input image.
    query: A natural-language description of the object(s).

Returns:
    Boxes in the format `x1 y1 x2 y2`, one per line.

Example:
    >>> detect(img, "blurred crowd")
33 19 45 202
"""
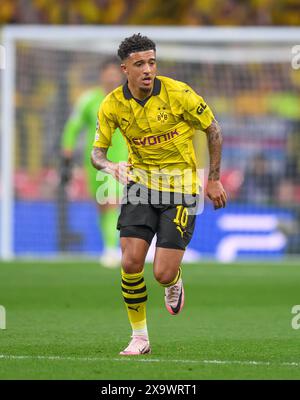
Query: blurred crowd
1 0 300 26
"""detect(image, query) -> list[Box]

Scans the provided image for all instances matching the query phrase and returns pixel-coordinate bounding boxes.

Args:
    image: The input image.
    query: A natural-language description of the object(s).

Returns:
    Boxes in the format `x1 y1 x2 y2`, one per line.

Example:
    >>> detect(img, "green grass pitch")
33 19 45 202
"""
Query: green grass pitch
0 260 300 380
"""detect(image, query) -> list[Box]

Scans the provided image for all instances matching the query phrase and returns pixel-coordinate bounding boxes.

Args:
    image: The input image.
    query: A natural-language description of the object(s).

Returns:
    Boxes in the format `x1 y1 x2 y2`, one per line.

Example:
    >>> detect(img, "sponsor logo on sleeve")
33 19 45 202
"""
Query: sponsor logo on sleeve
196 103 207 115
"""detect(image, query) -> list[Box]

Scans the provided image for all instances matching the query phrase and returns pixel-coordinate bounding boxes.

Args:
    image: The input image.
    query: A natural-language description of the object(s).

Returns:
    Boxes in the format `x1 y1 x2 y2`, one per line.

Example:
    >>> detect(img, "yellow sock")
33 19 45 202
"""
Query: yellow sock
121 269 148 337
160 267 182 288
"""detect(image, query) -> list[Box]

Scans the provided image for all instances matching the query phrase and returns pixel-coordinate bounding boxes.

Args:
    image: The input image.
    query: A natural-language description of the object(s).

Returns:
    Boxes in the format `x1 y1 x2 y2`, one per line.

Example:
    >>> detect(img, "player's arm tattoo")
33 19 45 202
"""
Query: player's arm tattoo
205 120 223 181
91 147 111 172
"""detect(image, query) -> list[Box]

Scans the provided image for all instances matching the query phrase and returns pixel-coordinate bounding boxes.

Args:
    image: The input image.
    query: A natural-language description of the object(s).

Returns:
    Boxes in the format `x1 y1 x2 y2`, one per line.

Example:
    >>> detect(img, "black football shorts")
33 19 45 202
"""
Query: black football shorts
117 183 199 250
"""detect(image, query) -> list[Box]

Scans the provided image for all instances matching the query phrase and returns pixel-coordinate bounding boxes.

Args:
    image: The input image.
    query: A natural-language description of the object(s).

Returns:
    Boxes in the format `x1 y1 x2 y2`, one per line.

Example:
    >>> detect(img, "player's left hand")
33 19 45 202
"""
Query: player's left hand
206 180 227 210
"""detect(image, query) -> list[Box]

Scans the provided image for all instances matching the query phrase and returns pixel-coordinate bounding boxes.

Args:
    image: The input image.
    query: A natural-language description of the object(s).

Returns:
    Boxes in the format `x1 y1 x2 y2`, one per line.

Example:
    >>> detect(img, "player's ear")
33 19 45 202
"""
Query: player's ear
120 63 127 76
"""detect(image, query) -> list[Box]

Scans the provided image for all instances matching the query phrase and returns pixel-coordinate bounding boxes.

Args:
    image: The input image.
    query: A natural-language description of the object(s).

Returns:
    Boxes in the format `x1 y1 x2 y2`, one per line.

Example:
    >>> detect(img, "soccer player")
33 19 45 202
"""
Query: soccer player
91 34 227 355
61 58 128 268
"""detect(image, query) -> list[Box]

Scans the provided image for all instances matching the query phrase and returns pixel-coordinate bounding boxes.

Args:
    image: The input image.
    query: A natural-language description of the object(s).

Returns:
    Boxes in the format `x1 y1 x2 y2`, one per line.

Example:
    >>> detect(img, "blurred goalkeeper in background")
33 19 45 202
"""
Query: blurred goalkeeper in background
60 58 128 268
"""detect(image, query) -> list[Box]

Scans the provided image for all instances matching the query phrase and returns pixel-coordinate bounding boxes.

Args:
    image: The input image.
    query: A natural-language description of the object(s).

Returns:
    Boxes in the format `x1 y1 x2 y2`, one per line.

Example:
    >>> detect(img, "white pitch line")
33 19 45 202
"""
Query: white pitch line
0 354 299 368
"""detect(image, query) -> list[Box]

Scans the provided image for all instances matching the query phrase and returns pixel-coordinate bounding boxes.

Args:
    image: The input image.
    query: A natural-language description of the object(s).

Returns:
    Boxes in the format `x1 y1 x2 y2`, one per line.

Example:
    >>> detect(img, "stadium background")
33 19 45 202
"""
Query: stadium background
1 1 300 261
0 0 300 381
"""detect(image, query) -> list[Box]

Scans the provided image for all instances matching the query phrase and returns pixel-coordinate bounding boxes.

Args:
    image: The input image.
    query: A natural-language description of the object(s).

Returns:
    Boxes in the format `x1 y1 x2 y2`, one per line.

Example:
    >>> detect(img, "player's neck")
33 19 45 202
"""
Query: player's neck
128 82 153 101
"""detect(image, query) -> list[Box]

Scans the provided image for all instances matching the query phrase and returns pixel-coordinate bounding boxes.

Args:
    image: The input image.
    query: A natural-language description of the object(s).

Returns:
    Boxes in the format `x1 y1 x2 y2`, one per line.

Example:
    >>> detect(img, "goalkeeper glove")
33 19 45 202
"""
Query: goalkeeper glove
60 155 72 185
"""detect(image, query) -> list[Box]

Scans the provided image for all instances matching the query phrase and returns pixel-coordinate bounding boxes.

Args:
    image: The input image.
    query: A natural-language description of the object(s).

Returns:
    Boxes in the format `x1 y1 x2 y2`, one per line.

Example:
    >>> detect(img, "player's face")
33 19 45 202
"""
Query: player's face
100 64 123 93
121 50 157 96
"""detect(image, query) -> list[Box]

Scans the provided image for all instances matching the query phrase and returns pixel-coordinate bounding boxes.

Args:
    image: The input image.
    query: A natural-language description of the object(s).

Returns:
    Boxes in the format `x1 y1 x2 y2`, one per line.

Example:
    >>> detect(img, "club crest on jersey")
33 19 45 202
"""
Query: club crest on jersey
157 107 168 123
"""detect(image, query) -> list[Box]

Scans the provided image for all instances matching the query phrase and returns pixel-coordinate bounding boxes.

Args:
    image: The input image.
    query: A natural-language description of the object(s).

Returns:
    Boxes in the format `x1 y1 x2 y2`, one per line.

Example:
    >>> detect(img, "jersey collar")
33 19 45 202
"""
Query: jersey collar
123 77 161 106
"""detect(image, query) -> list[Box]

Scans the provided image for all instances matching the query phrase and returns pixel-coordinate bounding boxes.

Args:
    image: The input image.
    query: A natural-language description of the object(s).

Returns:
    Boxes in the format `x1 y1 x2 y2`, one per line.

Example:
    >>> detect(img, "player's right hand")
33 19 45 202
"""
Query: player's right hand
108 161 133 185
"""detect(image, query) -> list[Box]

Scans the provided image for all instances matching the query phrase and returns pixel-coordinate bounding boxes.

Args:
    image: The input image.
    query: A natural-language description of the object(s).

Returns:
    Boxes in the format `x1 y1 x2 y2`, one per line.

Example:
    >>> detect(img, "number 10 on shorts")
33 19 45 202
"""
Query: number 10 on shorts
173 205 188 227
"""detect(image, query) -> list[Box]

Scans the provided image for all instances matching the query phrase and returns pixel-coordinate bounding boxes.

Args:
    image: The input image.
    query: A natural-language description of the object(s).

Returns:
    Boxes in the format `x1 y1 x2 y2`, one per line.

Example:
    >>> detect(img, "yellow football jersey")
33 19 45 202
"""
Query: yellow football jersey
93 76 215 194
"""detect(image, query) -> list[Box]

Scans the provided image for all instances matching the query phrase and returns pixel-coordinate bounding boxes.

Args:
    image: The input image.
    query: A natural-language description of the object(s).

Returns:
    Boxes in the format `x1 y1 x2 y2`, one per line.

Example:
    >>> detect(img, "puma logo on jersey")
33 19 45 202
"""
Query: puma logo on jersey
128 305 140 312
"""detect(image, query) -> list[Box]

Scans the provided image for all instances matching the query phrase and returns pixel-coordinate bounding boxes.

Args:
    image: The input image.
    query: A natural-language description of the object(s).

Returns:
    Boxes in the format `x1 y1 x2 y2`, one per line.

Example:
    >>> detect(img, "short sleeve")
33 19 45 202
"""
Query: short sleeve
181 84 215 130
93 99 117 148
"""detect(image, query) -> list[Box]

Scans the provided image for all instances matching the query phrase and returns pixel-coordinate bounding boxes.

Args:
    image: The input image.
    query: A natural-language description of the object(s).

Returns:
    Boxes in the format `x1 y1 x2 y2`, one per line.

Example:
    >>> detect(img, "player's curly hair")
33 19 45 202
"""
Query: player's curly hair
117 33 156 60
